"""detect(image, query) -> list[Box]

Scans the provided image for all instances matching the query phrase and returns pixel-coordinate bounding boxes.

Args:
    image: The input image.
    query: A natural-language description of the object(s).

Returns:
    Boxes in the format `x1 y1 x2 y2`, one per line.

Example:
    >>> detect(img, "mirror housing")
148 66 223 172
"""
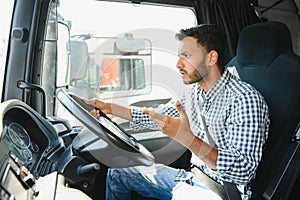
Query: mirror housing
67 34 152 99
68 40 89 84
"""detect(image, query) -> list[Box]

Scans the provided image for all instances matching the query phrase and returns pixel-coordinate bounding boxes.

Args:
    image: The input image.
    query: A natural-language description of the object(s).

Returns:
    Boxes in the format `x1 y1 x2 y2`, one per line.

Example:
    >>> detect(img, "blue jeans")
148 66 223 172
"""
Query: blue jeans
105 164 215 200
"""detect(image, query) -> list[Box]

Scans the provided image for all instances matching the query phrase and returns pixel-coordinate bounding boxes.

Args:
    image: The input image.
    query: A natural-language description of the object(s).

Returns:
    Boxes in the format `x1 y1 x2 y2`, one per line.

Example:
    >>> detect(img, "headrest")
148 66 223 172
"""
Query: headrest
236 21 292 66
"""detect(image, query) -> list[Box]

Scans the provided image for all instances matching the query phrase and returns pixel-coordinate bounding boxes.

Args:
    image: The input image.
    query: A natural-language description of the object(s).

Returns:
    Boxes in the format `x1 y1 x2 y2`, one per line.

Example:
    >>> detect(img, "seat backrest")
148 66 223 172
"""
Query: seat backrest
226 21 300 199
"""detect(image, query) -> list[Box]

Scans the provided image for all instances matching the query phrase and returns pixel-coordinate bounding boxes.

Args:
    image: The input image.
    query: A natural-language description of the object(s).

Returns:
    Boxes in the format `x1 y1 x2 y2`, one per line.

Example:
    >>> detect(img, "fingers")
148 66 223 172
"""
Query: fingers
83 99 103 117
175 100 187 118
83 99 93 104
141 107 149 114
83 99 102 109
90 109 100 118
175 100 181 111
142 108 167 129
142 100 184 129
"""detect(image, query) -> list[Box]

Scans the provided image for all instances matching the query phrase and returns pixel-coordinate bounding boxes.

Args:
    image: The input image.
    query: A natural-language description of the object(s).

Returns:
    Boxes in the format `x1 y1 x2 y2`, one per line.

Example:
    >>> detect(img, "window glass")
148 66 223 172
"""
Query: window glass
0 0 15 99
56 0 196 100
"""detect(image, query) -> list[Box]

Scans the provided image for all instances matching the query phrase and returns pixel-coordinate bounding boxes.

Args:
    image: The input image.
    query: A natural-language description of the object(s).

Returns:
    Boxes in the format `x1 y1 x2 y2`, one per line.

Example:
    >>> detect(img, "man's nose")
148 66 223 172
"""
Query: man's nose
176 57 184 69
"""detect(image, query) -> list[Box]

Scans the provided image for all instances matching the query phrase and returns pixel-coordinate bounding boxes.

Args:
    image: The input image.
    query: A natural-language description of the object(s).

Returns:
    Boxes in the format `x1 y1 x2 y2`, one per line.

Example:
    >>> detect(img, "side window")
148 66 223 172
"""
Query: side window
0 1 15 99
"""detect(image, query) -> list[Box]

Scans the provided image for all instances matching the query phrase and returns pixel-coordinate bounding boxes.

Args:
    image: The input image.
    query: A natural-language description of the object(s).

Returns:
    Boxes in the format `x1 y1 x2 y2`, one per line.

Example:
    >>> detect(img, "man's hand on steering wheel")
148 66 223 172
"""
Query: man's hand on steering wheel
84 99 111 118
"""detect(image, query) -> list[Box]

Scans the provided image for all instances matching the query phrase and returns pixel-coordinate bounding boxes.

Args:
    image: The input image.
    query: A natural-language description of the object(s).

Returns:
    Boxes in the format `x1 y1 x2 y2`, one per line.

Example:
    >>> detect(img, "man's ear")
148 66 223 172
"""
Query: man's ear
207 50 218 66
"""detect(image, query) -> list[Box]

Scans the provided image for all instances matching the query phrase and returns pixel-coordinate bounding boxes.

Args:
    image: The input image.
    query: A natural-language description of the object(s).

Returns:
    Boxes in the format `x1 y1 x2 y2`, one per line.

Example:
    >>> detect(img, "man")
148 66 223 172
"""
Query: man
86 24 269 199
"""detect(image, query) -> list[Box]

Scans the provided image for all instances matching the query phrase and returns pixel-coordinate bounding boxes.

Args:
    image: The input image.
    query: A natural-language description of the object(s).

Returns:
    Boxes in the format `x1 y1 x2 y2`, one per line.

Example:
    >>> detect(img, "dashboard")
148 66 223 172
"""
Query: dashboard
0 97 155 199
0 100 64 178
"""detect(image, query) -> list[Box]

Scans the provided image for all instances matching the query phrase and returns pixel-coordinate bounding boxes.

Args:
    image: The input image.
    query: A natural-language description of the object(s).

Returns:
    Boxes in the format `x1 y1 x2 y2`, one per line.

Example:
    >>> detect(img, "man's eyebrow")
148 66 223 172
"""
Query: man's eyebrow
178 51 189 56
179 49 191 54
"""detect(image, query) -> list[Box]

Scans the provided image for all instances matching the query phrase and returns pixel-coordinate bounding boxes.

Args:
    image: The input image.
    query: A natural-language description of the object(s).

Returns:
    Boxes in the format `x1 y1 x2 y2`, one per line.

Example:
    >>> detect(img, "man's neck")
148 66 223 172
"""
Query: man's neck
199 66 224 93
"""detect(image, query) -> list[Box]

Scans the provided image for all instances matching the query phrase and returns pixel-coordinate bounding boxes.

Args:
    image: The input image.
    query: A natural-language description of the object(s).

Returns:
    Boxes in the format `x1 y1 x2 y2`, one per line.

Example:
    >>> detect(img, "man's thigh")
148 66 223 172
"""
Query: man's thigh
111 164 182 191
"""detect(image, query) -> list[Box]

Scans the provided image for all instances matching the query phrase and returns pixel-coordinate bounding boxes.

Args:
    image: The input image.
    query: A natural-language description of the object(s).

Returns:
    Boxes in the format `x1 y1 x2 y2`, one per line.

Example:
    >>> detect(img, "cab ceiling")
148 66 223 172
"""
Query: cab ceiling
96 0 298 13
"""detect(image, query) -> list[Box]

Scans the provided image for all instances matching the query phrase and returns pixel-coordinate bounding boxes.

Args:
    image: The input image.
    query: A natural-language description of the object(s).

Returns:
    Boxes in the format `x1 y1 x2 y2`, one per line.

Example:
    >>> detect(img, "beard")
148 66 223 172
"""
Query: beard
182 69 202 84
182 60 207 85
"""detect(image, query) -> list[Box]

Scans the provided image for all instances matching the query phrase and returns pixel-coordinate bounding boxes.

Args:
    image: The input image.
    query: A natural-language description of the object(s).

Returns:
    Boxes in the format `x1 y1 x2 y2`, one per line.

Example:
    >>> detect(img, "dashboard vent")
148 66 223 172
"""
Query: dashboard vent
36 158 55 177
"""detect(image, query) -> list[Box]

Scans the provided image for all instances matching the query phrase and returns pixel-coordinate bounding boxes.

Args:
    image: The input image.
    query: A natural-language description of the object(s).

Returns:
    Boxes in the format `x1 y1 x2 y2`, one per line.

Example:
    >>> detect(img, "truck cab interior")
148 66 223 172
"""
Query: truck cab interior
0 0 299 199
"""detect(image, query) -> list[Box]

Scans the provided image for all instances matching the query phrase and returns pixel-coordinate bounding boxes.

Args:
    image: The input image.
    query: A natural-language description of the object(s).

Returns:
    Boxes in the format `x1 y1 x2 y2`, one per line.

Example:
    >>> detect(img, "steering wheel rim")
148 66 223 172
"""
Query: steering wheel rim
56 88 154 167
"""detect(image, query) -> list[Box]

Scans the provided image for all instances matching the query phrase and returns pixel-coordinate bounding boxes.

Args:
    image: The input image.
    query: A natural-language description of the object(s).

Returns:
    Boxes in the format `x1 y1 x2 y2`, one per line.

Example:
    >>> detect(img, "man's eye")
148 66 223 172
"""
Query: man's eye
183 54 191 58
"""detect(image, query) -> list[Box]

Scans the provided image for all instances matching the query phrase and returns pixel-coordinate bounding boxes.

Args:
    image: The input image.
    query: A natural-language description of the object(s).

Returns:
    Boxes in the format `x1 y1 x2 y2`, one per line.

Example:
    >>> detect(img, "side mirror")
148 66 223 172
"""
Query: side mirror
68 40 89 84
66 34 152 99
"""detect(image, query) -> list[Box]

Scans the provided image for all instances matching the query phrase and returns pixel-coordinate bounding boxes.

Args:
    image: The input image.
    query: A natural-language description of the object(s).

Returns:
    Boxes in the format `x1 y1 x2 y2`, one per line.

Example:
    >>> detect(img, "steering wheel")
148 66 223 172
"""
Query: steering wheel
56 88 154 168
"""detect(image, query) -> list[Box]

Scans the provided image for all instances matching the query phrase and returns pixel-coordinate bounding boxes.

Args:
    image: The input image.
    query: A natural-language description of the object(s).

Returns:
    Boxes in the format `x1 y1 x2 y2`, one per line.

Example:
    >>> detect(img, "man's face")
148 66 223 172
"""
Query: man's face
176 36 208 85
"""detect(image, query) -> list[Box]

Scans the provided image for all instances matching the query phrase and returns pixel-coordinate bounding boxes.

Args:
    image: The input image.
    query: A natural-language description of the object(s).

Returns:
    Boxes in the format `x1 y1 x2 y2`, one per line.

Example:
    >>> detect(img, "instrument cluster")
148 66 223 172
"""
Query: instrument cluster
0 101 64 178
3 122 40 166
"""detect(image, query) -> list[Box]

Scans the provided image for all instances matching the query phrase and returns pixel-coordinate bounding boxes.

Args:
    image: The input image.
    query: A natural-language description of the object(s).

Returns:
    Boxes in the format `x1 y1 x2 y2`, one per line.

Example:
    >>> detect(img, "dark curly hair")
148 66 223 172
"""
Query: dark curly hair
175 24 227 67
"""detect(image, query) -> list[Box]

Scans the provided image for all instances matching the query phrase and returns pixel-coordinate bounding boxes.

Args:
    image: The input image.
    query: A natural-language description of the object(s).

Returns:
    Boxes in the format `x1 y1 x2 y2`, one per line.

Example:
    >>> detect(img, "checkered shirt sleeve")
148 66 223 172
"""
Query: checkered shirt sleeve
130 99 179 131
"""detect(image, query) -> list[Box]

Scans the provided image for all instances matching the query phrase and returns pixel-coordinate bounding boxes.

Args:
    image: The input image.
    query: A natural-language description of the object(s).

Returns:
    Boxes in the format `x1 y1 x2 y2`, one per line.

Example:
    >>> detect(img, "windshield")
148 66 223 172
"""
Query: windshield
43 0 196 122
56 0 196 99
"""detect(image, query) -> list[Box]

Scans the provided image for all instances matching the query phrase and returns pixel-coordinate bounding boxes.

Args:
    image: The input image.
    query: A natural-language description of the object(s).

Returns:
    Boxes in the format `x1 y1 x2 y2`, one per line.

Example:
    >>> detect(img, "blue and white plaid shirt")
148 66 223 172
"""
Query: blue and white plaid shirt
130 69 270 199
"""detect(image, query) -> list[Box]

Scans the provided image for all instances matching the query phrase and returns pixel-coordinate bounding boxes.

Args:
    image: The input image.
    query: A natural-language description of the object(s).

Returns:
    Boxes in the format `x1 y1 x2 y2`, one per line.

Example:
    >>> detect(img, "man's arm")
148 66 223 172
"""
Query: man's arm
188 137 218 169
84 99 132 120
143 100 218 169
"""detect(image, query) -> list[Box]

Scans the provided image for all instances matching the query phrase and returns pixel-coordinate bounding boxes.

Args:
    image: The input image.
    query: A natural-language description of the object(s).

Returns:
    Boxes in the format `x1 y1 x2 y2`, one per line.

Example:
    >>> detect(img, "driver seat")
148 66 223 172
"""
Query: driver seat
226 21 300 199
134 21 300 200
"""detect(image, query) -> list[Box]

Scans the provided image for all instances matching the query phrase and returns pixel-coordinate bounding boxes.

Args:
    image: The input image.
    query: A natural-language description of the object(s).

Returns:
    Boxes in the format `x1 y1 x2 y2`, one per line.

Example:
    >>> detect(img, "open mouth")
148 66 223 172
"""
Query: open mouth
179 69 187 76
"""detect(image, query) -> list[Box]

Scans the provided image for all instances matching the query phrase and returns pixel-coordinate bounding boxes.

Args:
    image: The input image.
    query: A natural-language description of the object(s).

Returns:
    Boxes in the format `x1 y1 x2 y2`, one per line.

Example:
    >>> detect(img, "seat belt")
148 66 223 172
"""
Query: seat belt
195 88 241 200
200 113 215 147
195 88 215 147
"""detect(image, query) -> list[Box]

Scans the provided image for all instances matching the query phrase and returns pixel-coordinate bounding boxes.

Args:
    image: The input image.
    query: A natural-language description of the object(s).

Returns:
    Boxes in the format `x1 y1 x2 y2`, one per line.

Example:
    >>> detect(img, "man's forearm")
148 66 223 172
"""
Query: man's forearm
108 103 132 121
183 135 218 169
